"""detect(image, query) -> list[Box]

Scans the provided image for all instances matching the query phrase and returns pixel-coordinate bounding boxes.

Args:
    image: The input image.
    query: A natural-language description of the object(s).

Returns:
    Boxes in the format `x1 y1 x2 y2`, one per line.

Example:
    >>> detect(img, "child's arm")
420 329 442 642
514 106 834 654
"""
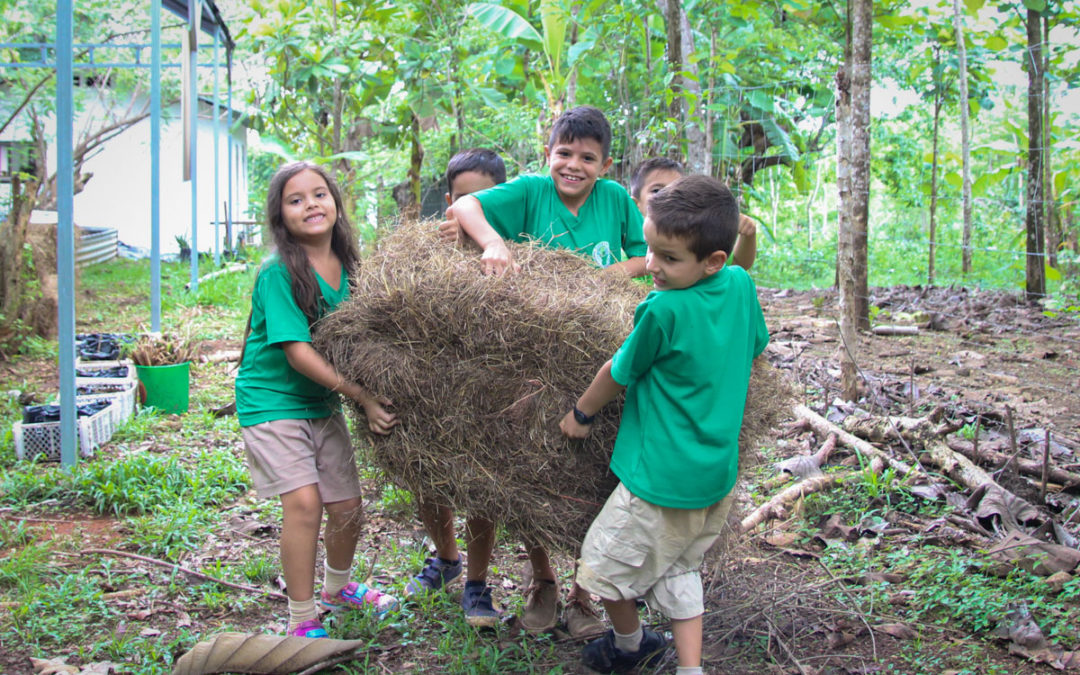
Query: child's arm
607 256 646 278
729 214 758 271
281 341 399 434
559 359 625 439
453 196 519 276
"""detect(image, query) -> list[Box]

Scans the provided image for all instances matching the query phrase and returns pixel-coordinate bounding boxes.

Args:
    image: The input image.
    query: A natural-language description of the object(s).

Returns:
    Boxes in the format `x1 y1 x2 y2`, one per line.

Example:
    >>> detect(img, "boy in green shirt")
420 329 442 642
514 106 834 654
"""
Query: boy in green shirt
453 105 646 277
560 174 769 675
450 106 643 637
628 157 759 271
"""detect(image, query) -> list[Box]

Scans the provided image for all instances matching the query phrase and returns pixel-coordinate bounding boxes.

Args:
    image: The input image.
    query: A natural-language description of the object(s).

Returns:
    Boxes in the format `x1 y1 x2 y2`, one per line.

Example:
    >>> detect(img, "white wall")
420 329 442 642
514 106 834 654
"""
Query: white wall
74 101 248 257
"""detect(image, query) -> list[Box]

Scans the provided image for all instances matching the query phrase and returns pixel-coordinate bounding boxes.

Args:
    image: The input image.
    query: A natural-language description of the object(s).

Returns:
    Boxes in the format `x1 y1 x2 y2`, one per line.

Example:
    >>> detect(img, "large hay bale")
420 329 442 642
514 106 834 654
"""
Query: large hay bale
315 219 790 552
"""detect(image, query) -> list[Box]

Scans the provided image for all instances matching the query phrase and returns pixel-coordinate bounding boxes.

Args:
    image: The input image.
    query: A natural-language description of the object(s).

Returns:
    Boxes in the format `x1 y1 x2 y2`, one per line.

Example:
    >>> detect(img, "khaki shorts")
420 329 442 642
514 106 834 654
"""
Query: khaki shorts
577 482 733 620
240 413 362 502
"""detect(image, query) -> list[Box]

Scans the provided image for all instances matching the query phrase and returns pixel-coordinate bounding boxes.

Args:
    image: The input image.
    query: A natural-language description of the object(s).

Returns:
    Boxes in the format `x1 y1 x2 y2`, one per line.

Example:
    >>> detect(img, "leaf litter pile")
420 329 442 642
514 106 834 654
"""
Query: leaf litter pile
315 219 792 553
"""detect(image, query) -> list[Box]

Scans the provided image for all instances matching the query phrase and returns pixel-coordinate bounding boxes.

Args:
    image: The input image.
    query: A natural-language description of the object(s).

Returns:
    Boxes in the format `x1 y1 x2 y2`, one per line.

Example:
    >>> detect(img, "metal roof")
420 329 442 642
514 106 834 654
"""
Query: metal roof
162 0 234 51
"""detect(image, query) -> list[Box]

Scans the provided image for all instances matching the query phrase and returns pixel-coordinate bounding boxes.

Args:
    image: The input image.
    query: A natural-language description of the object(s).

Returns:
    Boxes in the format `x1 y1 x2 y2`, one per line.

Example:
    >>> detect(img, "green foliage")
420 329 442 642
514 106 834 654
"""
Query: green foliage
0 450 248 516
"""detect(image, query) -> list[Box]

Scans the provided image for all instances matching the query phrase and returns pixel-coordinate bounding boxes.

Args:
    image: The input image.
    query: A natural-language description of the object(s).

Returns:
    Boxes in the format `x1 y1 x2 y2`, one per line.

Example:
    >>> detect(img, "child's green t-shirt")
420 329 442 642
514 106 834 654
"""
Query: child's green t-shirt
473 174 646 266
235 256 348 427
609 266 770 509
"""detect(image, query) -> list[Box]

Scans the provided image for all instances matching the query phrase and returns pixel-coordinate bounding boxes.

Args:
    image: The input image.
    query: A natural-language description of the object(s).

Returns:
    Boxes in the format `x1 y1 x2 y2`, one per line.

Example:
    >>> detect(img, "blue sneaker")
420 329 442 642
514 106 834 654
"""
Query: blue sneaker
289 619 328 638
405 556 463 596
461 580 500 628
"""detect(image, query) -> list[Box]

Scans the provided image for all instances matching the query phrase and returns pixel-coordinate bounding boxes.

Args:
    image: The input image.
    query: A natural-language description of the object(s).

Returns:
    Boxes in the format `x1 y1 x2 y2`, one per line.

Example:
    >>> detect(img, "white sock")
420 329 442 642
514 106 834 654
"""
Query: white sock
613 623 644 652
287 597 317 630
676 667 704 675
323 562 351 597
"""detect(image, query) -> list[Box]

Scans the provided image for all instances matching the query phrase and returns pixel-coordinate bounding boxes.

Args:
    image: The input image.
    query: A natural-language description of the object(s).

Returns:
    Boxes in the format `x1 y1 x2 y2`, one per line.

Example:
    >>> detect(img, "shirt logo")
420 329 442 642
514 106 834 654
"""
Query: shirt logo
592 241 615 268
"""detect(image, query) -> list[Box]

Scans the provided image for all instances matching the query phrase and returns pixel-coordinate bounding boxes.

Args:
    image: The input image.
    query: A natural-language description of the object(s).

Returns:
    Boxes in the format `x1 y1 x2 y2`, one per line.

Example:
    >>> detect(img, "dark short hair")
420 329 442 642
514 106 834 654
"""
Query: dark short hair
446 148 506 187
647 175 739 261
628 157 684 199
548 105 611 159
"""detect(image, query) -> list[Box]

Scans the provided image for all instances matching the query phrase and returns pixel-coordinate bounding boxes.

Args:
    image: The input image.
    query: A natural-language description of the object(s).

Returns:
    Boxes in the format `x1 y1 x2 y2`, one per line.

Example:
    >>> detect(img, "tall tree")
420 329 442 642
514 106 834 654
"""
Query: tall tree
1024 5 1046 299
837 0 873 401
953 0 974 275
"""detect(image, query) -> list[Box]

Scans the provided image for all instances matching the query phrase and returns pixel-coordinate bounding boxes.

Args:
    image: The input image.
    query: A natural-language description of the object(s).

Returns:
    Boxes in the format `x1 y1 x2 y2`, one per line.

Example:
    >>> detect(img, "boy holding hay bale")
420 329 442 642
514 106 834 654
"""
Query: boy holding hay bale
628 157 759 271
404 149 506 630
559 174 769 675
448 105 645 636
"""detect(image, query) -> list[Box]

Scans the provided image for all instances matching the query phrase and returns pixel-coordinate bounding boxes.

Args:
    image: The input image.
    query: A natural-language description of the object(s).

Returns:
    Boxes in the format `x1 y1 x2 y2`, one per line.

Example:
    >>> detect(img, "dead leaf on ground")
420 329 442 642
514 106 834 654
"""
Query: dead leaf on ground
171 632 368 675
872 622 917 640
987 531 1080 577
31 660 117 675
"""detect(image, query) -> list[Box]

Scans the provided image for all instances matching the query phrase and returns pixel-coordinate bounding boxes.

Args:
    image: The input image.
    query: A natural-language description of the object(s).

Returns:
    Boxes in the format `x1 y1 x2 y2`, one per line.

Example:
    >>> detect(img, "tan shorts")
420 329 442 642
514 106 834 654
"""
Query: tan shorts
240 413 362 502
577 482 733 620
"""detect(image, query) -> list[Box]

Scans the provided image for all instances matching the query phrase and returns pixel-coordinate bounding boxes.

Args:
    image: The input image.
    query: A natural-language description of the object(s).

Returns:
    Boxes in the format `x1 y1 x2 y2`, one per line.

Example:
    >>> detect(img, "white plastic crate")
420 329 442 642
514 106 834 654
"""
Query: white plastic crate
75 381 136 427
13 401 115 461
75 359 136 389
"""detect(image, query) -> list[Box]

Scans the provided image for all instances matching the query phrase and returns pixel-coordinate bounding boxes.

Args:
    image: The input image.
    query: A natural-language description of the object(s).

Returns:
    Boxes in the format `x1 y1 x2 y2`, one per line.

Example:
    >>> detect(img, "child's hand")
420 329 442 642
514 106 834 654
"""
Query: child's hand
480 241 520 276
360 395 399 435
559 410 592 439
438 206 462 244
738 214 757 238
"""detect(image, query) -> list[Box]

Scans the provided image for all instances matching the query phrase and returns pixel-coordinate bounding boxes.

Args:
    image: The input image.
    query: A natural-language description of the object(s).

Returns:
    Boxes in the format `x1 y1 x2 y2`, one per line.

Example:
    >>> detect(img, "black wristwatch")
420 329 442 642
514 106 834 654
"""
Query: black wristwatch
572 406 596 425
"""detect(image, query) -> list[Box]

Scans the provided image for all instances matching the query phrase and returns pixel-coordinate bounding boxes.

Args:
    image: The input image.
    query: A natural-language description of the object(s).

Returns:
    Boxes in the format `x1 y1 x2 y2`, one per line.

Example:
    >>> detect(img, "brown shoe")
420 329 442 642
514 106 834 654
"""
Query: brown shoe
564 598 605 639
520 579 560 632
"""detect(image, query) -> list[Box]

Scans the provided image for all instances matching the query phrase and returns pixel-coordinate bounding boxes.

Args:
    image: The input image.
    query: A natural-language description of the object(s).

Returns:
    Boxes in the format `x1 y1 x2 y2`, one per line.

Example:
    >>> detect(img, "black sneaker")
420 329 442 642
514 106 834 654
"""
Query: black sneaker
461 581 500 628
581 628 668 673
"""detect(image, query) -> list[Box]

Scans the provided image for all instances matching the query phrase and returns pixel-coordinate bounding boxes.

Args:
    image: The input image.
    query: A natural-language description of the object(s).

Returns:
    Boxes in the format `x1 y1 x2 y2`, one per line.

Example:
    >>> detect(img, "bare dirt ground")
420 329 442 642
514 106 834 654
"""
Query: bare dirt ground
3 284 1079 674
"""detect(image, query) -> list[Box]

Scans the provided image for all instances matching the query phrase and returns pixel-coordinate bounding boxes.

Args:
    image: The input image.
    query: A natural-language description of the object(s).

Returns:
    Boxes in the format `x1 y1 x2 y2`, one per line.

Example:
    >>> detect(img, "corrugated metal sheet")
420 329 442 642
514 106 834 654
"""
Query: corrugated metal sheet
76 227 118 267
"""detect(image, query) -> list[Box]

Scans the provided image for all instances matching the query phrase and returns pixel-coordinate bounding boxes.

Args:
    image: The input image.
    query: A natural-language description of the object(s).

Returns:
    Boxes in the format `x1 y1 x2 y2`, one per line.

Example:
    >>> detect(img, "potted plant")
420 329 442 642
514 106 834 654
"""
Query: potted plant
128 333 199 414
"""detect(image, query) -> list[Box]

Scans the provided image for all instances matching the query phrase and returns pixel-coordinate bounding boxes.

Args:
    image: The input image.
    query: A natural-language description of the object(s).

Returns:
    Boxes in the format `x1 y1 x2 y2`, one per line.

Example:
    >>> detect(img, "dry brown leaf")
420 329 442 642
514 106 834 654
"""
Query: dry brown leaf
171 632 367 675
764 531 800 548
775 454 824 479
872 623 917 640
987 531 1080 576
30 658 78 675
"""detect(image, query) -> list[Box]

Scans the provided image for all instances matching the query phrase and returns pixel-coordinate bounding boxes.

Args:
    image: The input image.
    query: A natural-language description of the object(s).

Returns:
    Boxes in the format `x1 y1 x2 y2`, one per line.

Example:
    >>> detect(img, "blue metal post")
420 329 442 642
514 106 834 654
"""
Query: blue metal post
188 0 200 292
151 0 161 331
213 28 220 267
57 0 76 468
226 49 233 251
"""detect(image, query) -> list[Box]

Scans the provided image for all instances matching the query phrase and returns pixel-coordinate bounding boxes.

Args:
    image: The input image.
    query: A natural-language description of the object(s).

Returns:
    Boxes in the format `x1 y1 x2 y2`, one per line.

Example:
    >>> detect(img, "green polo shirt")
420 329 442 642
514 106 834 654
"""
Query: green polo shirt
235 256 348 426
609 266 770 509
473 174 646 266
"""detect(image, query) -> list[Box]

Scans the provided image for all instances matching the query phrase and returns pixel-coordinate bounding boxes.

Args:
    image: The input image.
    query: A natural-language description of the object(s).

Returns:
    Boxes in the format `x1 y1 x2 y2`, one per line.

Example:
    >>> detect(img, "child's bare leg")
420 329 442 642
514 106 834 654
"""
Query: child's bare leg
279 484 323 601
417 500 460 562
670 615 703 667
527 544 557 581
464 516 495 582
602 598 640 635
323 496 363 570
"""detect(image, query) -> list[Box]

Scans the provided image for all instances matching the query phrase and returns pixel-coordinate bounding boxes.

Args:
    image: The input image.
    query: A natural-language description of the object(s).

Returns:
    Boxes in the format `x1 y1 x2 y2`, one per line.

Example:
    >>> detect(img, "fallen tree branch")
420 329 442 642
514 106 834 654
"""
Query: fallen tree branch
740 471 854 533
81 548 287 602
794 405 918 477
947 439 1080 490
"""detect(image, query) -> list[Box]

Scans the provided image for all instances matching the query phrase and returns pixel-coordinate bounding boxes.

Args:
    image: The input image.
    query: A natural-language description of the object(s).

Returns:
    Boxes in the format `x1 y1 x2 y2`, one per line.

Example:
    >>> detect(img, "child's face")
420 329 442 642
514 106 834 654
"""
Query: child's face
446 170 498 207
281 169 337 244
543 137 613 208
633 168 684 216
643 217 725 291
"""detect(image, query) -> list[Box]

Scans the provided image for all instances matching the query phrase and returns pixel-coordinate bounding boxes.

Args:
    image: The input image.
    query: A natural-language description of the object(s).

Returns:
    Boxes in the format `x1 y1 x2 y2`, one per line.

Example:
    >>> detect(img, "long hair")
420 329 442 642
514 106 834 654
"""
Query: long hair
265 161 360 326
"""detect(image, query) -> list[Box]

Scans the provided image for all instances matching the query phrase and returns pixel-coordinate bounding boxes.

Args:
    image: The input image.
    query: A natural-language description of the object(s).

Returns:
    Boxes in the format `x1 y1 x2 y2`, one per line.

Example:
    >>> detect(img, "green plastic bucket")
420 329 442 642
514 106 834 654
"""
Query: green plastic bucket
136 362 191 414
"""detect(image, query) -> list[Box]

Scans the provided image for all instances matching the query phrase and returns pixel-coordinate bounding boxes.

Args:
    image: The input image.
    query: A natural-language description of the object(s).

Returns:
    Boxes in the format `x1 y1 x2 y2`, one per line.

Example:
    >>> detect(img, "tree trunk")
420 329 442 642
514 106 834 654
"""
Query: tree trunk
953 0 973 276
1025 8 1046 299
836 62 858 400
928 77 941 286
661 0 707 173
1042 15 1057 269
405 112 424 220
849 0 872 330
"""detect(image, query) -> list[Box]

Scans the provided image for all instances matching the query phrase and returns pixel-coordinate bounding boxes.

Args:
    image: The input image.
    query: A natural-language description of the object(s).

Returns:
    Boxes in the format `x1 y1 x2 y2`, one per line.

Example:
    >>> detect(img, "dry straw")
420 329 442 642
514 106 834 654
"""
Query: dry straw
315 219 791 552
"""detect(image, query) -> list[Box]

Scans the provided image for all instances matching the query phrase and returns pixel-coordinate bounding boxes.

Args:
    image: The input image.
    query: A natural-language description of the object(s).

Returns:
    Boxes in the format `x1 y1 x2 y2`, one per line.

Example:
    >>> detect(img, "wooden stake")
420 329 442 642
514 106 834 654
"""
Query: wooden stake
972 413 981 467
1042 429 1051 501
998 406 1022 477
